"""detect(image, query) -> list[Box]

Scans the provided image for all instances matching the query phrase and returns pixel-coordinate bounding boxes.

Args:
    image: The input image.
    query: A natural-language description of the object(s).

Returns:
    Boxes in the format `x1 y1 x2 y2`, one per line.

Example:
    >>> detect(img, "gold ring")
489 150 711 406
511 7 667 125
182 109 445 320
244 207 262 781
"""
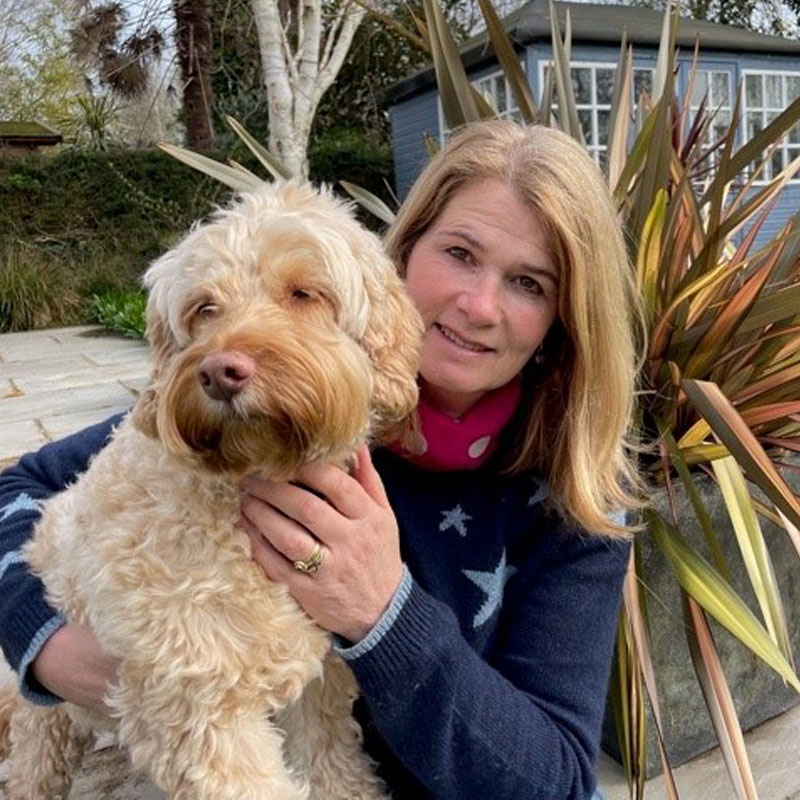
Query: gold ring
293 542 324 575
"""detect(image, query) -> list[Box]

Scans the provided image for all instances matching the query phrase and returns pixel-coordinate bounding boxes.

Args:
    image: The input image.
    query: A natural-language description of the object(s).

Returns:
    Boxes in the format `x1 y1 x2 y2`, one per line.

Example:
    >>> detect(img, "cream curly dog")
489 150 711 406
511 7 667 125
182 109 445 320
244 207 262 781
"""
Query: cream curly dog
2 181 421 799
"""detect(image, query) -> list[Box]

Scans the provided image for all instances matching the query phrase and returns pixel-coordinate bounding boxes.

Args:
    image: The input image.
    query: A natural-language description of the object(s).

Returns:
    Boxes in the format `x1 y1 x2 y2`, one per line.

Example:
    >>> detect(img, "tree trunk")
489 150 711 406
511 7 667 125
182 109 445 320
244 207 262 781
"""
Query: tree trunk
173 0 215 151
251 0 365 178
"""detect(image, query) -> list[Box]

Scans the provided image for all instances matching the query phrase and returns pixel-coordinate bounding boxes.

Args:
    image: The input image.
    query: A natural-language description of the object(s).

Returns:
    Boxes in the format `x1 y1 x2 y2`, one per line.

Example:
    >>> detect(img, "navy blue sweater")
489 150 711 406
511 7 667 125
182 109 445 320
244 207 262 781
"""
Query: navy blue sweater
0 415 629 799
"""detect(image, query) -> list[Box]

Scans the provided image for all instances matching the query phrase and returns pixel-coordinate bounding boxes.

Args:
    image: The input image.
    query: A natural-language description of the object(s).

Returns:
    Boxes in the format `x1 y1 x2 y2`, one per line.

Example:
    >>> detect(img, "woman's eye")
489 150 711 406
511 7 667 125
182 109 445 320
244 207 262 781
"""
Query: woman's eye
513 275 543 295
446 246 472 263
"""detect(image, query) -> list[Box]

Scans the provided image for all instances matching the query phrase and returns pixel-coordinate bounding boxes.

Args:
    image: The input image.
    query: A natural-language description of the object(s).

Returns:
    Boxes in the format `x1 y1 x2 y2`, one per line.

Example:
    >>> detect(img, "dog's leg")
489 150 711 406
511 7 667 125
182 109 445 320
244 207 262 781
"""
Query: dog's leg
280 653 388 800
5 702 89 800
110 662 310 800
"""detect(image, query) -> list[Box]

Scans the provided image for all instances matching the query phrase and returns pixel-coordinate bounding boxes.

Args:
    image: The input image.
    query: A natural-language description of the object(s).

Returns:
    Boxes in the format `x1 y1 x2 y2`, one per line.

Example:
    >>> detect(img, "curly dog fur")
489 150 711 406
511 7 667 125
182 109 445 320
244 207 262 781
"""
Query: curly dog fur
2 181 422 799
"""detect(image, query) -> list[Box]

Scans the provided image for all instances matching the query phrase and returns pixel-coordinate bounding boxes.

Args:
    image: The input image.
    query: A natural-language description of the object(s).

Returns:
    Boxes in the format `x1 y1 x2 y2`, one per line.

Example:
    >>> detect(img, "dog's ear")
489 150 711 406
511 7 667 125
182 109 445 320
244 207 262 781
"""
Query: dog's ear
131 308 178 439
361 260 422 440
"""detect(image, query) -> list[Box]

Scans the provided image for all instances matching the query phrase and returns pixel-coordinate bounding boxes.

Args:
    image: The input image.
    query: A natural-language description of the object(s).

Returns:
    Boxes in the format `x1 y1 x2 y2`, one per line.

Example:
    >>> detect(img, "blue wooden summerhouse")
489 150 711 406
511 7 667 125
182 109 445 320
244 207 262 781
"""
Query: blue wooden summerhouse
388 0 800 241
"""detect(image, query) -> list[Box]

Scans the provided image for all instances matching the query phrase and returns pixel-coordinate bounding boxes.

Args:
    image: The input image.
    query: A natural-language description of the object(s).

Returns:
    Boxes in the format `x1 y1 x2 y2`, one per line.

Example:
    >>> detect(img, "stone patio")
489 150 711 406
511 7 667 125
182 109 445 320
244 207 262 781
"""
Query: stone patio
0 326 150 468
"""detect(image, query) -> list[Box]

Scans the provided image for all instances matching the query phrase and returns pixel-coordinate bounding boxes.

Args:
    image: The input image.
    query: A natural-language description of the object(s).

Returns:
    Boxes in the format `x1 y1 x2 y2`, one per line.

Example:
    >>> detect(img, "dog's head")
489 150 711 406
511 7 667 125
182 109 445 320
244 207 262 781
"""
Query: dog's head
131 181 421 476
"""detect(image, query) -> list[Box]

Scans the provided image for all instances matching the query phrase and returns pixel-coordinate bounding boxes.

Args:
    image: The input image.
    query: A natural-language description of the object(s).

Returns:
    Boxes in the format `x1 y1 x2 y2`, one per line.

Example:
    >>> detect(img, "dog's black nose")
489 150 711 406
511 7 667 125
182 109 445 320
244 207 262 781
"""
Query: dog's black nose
198 351 256 401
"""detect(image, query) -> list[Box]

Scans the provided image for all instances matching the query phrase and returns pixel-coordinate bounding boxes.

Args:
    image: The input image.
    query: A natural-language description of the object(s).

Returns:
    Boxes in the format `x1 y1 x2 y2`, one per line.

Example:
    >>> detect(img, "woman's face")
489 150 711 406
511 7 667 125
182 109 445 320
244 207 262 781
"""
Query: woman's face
405 178 559 418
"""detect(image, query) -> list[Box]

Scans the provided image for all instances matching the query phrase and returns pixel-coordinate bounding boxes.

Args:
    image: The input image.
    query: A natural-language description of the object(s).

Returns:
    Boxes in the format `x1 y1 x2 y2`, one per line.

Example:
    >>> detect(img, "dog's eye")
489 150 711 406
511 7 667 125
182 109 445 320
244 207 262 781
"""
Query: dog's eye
196 302 219 318
291 288 312 301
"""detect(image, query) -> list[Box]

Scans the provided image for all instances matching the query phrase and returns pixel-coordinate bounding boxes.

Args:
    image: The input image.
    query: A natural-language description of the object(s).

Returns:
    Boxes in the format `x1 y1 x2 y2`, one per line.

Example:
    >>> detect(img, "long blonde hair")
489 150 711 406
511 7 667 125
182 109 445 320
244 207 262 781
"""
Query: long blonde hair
385 120 644 537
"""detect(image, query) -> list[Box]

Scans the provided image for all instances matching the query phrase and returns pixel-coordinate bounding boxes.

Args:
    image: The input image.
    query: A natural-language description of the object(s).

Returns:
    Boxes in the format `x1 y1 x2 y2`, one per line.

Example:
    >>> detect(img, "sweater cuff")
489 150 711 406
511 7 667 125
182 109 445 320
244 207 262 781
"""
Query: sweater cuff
18 614 67 705
333 565 413 660
341 575 452 697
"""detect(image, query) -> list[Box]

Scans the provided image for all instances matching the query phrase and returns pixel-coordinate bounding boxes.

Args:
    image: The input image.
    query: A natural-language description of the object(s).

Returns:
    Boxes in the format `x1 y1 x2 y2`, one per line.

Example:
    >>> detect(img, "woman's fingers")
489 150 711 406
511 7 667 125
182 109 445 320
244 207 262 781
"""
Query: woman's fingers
352 445 390 508
241 494 322 563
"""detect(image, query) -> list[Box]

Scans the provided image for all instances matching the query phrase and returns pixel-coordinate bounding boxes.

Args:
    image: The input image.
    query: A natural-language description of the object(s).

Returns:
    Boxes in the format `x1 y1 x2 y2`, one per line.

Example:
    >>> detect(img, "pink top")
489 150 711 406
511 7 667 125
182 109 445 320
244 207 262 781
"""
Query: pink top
390 376 522 471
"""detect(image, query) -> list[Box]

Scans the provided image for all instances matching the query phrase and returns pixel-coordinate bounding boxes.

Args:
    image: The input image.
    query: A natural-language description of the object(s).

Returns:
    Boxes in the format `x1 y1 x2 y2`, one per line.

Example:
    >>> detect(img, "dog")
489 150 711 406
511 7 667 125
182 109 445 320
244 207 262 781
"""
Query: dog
1 180 422 799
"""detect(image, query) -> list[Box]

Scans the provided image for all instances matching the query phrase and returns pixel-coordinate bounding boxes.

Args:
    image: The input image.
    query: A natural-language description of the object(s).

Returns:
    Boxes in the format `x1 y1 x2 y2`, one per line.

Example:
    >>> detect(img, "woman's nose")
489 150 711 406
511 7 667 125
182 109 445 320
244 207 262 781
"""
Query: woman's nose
456 273 503 325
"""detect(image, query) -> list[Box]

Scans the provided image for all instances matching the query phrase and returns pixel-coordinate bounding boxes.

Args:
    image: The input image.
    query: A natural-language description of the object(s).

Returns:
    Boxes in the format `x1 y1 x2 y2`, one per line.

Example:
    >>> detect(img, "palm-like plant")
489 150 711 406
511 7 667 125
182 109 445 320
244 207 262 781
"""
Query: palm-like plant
158 2 800 796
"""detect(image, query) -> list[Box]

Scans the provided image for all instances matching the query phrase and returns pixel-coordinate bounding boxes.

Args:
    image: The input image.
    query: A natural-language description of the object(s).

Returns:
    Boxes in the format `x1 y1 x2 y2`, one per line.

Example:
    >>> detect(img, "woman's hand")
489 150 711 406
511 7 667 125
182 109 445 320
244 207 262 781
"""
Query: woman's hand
32 623 118 714
240 445 404 643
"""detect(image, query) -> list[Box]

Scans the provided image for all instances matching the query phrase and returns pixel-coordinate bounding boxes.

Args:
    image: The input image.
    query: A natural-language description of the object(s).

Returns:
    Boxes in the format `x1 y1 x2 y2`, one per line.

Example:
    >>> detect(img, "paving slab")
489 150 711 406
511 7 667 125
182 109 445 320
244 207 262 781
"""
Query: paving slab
3 380 142 425
597 685 800 799
0 326 151 468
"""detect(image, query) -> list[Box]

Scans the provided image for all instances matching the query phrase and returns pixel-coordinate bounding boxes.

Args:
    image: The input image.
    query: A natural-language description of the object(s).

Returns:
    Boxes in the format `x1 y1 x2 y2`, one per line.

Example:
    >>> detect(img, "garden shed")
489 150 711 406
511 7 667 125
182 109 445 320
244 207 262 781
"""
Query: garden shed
388 0 800 243
0 122 63 154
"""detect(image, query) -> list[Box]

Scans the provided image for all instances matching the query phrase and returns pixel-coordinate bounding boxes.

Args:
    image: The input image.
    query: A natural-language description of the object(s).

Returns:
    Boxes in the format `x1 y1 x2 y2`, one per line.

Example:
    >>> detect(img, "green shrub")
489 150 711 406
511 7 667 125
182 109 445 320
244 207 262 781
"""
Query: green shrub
0 243 82 332
90 288 147 339
0 137 394 332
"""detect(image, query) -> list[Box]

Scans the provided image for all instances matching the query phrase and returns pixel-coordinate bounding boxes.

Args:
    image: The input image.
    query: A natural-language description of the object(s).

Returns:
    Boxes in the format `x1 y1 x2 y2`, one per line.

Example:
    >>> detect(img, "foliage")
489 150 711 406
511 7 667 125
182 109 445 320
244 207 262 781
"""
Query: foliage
632 0 799 36
314 1 469 140
0 0 85 132
90 287 147 339
69 1 164 99
0 147 225 332
0 242 82 332
210 0 270 145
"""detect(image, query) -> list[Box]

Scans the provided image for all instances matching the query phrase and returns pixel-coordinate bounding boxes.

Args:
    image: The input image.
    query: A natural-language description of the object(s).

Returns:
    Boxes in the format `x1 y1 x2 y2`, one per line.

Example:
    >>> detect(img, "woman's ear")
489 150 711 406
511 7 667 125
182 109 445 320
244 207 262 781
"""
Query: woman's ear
131 310 178 439
360 259 423 441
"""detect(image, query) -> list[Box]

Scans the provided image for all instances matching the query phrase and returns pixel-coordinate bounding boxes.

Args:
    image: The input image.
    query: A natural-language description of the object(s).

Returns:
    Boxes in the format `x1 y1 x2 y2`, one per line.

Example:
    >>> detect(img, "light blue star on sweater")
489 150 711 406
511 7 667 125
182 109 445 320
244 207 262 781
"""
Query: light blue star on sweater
463 549 517 628
439 504 472 537
0 492 41 522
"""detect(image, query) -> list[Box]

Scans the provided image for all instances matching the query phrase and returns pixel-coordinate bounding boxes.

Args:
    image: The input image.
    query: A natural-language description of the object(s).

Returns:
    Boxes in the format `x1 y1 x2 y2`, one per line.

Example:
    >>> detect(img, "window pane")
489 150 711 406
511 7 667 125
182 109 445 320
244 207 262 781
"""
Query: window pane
771 150 784 176
578 109 593 143
596 68 614 104
712 122 729 144
787 76 800 103
572 68 592 104
496 77 507 113
691 71 709 107
712 72 730 106
597 108 610 146
746 74 762 107
789 122 800 145
746 111 763 137
766 74 782 107
597 149 608 171
633 69 653 99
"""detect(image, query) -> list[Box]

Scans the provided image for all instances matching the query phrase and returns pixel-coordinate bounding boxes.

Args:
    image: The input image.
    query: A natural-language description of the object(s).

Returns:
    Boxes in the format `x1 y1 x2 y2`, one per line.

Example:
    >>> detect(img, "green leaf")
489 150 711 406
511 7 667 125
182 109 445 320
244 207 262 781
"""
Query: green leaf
682 379 800 530
339 181 397 226
423 0 481 129
225 116 291 180
661 424 733 582
477 0 538 124
683 594 760 800
712 456 795 666
648 510 800 693
547 0 584 144
158 142 263 193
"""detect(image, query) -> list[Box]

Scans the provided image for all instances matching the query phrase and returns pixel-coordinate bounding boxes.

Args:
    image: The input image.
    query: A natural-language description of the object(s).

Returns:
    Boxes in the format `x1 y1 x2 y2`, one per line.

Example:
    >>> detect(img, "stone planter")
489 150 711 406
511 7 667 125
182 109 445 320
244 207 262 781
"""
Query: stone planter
602 459 800 776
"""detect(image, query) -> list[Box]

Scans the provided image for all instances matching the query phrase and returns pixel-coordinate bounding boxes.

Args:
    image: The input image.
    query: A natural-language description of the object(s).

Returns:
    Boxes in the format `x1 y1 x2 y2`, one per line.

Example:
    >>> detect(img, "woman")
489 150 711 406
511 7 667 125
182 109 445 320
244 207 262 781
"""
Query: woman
0 120 643 799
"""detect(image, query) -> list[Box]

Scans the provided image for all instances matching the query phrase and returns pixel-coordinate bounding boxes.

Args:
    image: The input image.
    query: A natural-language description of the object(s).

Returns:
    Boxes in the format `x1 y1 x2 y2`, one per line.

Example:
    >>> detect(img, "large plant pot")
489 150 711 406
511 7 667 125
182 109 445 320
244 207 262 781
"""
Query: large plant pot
602 459 800 776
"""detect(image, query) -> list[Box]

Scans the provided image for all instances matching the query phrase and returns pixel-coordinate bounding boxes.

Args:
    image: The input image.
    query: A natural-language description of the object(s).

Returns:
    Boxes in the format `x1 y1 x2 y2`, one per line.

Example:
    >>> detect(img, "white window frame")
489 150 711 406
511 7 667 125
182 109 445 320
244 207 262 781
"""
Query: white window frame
741 68 800 185
536 60 655 166
686 67 734 170
438 66 524 144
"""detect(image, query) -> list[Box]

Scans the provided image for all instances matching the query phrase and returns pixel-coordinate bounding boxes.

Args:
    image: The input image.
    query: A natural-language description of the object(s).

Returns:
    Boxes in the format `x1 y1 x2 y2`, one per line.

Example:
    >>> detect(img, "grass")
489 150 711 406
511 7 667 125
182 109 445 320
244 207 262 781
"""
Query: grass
0 243 82 332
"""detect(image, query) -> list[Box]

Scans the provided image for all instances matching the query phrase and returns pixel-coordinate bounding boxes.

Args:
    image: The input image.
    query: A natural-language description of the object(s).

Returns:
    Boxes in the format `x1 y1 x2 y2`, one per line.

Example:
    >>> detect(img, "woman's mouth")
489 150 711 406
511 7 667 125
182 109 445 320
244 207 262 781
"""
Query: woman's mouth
435 323 493 353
